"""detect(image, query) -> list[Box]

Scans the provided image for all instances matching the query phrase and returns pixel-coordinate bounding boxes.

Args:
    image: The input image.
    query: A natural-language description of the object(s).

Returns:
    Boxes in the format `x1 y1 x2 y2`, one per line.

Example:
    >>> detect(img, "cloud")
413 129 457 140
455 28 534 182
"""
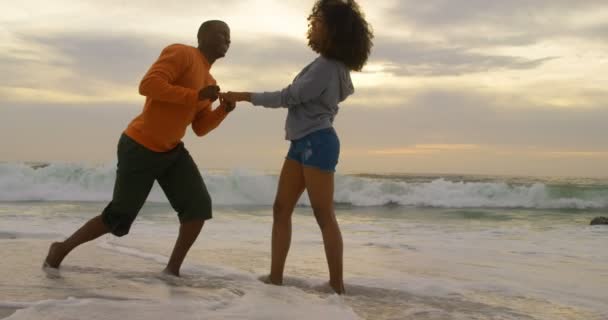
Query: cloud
4 94 607 176
584 23 608 41
337 89 608 151
0 30 320 102
0 31 167 102
370 144 480 155
17 32 164 85
392 1 604 25
369 37 555 76
215 36 318 90
386 1 608 46
368 144 608 160
539 151 608 159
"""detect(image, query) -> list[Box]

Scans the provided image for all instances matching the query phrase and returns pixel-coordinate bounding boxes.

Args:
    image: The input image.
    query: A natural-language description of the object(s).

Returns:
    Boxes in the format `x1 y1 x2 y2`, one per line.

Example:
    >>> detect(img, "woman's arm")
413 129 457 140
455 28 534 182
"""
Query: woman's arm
222 58 334 108
221 92 252 103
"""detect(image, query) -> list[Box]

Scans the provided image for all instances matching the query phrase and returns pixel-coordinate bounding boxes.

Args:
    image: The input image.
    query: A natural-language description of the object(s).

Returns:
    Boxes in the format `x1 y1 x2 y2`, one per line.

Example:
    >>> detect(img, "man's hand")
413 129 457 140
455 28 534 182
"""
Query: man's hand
219 95 236 113
198 85 220 102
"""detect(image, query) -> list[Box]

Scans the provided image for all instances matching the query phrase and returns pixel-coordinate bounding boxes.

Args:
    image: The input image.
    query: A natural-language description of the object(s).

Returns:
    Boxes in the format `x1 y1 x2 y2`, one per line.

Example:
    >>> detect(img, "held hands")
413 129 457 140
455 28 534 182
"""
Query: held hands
218 91 248 113
197 88 249 113
220 91 251 103
219 95 236 113
198 85 235 113
198 85 221 102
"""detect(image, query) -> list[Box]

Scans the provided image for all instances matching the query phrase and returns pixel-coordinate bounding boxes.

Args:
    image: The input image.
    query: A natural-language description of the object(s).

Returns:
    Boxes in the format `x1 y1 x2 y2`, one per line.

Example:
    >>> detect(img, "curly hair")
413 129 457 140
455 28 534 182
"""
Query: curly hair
307 0 374 71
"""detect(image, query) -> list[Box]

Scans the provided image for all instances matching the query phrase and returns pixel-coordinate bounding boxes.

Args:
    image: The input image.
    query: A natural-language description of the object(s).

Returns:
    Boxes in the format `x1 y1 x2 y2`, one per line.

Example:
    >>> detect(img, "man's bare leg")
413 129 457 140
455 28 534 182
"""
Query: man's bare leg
44 215 110 268
163 219 205 277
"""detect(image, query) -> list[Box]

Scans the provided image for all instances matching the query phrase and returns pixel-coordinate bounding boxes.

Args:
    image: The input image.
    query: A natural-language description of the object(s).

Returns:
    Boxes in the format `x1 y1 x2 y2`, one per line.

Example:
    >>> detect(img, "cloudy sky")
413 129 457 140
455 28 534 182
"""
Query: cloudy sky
1 0 607 177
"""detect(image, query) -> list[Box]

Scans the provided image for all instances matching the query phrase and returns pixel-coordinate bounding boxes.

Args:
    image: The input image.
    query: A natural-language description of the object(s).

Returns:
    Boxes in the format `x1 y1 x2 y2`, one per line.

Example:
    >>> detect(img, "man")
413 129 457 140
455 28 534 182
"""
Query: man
44 20 234 277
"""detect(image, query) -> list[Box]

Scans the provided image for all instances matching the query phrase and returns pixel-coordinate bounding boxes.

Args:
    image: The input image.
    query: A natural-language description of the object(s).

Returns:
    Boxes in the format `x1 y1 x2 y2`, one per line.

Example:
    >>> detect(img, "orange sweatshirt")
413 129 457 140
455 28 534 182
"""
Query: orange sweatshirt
125 44 228 152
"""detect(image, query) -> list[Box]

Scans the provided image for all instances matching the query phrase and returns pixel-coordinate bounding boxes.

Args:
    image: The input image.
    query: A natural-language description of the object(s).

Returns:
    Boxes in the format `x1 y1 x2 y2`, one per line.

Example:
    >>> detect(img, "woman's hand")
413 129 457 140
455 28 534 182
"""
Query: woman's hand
221 91 251 103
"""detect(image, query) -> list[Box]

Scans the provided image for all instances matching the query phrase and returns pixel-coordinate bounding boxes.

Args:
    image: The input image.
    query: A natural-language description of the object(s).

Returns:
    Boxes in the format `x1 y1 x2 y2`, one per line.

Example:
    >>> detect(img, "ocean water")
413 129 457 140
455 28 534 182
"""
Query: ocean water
0 162 607 320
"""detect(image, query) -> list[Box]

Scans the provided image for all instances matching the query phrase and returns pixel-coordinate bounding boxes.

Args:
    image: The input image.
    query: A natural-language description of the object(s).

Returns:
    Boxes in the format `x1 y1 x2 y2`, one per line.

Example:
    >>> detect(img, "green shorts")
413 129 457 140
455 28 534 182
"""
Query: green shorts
102 134 212 237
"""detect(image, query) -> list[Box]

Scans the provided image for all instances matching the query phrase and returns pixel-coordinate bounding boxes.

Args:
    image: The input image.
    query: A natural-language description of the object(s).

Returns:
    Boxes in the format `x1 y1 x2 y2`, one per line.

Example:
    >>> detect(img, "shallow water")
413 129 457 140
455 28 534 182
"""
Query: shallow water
1 201 606 319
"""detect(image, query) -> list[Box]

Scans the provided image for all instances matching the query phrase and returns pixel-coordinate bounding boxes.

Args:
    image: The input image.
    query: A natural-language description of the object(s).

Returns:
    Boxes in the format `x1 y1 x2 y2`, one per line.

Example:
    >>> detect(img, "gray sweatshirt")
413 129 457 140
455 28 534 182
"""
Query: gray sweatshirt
250 56 354 140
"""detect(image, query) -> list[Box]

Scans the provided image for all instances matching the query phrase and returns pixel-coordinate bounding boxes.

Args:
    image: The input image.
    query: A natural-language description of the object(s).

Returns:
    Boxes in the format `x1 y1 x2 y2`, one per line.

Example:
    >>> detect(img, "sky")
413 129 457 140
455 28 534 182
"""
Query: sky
1 0 607 177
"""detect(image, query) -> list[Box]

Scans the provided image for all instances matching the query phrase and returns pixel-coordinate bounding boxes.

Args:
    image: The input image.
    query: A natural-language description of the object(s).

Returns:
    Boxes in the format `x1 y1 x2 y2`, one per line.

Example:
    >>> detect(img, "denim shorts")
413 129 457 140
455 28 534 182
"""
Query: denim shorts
286 127 340 172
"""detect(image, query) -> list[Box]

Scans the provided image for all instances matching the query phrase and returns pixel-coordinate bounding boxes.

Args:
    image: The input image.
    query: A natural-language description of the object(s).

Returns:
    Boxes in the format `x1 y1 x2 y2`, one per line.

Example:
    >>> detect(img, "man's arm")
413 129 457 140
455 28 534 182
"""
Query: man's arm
191 99 234 137
139 44 215 106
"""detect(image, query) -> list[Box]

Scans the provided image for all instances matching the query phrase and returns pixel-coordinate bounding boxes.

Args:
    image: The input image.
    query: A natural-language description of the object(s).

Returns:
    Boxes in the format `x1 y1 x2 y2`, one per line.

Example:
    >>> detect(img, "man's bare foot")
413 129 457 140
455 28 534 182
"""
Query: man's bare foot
162 267 180 277
258 274 282 286
43 242 67 269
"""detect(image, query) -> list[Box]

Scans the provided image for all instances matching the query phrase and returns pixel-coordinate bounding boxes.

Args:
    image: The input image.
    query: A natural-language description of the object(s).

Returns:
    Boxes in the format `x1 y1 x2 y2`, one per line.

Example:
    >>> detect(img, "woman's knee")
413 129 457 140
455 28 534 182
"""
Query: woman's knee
312 206 336 230
273 202 293 225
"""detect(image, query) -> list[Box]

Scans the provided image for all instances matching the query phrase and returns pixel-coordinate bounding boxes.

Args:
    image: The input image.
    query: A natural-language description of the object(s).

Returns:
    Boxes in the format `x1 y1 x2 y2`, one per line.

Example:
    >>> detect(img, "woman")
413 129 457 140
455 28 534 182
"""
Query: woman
222 0 373 294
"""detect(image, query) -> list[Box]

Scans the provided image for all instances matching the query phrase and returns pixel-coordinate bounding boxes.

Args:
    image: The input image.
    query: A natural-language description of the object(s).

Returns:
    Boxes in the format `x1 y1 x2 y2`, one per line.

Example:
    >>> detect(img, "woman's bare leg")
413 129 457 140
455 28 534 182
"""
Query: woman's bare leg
268 159 306 285
303 166 344 294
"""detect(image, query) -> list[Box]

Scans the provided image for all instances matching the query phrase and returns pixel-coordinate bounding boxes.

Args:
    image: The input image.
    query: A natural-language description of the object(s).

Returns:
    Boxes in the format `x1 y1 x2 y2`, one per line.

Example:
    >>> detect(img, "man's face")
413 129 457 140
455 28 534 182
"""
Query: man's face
202 23 231 58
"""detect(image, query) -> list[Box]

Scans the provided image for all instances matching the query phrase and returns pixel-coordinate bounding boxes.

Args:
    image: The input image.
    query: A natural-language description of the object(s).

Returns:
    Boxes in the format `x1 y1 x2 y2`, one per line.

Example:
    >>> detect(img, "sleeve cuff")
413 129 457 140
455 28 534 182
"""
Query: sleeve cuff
218 104 229 117
250 92 264 106
250 91 282 107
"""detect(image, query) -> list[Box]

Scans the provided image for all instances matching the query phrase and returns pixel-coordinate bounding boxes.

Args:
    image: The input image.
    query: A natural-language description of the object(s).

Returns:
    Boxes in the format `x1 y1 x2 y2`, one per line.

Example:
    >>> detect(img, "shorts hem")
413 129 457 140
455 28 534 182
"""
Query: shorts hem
178 213 213 224
301 164 336 173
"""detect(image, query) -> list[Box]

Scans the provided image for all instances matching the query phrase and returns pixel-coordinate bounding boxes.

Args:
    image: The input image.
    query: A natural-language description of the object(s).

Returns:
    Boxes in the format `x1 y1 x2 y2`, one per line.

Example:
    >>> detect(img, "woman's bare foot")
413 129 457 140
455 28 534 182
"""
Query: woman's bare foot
329 281 345 295
43 242 67 269
259 274 282 286
162 267 180 277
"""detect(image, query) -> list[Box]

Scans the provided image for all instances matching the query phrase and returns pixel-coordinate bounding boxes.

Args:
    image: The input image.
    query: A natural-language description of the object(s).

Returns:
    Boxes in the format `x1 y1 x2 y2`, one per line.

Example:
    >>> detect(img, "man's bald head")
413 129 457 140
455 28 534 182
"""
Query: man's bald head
197 20 229 41
197 20 231 63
